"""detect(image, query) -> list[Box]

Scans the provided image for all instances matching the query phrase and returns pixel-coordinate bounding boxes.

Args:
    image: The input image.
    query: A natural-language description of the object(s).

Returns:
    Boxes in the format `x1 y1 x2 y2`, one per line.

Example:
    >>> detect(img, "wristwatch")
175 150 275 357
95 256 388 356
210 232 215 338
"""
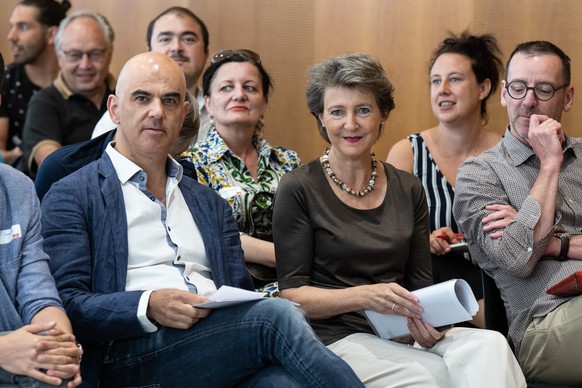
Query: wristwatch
555 233 571 261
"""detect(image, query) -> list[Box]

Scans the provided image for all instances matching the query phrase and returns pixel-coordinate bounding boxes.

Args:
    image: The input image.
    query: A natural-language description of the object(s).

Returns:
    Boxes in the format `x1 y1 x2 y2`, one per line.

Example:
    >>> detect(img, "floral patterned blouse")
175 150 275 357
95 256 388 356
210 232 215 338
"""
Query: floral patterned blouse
186 127 301 237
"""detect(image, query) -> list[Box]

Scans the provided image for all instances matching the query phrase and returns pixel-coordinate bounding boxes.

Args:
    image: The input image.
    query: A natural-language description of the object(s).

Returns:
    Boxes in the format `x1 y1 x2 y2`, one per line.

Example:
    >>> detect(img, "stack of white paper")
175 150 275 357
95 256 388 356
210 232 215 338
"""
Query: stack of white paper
364 279 478 339
194 285 266 309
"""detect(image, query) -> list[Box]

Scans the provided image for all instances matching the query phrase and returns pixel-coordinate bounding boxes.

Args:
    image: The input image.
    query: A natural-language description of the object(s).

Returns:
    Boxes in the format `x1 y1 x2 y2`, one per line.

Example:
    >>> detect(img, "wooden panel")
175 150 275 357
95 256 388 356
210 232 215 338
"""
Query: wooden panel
1 0 581 163
0 0 316 160
186 0 316 162
315 0 475 161
474 0 582 140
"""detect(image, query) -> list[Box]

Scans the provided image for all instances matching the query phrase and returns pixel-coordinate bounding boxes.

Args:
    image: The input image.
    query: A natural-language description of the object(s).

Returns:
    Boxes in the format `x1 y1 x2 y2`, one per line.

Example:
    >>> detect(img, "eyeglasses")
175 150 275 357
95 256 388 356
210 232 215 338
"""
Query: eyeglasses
210 49 261 65
61 49 108 64
505 80 568 101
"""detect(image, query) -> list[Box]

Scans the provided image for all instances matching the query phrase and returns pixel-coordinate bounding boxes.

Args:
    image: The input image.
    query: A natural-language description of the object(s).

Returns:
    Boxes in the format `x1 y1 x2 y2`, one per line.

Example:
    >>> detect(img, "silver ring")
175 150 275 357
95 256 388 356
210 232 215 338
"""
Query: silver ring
391 302 397 311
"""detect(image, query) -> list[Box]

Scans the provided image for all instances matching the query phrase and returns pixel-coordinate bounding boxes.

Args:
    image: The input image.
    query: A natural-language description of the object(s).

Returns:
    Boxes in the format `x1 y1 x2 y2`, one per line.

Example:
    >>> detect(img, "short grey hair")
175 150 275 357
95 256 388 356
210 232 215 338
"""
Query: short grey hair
170 92 200 157
55 11 115 52
306 53 395 143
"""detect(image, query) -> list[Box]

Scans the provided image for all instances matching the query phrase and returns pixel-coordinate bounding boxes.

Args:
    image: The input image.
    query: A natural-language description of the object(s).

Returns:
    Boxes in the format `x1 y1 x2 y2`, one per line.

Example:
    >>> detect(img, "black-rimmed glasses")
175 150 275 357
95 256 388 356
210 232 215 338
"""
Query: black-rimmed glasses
61 49 108 64
505 80 568 101
210 49 261 65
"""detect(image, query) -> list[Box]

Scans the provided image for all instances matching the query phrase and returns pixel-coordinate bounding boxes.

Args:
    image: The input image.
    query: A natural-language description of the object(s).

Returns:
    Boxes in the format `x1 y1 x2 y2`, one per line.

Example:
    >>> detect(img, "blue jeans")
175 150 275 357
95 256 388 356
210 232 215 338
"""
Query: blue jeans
101 298 363 387
0 370 69 388
0 374 68 388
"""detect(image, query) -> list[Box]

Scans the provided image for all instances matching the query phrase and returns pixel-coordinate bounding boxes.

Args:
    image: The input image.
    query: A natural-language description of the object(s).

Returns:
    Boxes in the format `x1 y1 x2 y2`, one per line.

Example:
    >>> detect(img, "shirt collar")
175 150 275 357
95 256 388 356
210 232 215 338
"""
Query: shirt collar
204 126 276 163
105 142 183 185
204 127 230 163
54 71 116 100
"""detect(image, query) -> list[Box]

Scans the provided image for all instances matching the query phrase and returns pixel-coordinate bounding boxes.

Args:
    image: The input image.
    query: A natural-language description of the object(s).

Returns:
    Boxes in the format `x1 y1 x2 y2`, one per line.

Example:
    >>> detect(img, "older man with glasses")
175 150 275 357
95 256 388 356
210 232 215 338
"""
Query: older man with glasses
454 40 582 385
21 11 114 178
33 7 212 199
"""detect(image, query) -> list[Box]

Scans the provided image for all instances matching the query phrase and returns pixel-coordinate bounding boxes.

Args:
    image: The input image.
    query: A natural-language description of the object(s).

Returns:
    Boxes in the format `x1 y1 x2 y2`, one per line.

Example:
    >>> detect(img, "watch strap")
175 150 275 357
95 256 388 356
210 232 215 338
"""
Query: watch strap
557 233 571 261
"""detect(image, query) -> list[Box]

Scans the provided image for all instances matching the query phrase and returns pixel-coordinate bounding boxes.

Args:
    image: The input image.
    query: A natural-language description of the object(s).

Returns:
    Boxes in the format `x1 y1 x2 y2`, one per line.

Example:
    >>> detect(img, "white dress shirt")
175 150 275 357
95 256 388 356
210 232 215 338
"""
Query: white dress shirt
106 144 216 332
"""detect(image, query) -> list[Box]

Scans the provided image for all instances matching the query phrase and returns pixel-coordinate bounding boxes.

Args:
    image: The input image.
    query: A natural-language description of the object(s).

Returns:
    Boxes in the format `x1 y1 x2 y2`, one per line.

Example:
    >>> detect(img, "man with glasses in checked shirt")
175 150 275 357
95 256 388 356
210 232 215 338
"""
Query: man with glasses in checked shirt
454 41 582 385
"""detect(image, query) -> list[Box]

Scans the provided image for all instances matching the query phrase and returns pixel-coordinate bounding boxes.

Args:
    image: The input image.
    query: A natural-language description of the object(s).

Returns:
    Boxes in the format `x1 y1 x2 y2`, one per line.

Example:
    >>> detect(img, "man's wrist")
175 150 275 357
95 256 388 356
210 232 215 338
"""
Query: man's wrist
138 290 158 333
555 233 571 261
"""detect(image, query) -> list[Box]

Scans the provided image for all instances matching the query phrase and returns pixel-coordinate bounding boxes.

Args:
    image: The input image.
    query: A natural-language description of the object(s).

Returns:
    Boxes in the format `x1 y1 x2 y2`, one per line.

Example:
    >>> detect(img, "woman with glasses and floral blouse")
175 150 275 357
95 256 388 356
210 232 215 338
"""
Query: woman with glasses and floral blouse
186 49 300 289
386 32 510 328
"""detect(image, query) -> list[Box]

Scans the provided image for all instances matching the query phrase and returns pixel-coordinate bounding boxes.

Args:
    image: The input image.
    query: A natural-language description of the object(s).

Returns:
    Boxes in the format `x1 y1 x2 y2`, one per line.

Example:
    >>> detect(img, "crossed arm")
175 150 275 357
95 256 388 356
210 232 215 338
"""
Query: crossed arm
454 116 582 274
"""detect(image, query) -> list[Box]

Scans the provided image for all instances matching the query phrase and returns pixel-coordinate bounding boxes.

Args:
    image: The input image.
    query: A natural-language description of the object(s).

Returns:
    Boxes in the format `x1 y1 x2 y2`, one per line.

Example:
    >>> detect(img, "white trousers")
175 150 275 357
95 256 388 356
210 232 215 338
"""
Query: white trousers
327 328 526 388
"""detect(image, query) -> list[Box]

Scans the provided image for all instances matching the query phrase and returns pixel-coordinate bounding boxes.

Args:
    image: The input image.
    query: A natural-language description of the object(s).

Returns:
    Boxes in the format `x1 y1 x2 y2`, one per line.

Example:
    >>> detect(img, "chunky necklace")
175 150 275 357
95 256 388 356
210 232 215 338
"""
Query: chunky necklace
321 147 378 197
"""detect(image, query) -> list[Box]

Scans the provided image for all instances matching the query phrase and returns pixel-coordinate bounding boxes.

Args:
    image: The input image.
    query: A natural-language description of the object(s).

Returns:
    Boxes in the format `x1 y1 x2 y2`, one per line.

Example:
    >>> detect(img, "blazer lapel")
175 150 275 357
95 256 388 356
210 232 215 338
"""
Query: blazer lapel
97 155 130 290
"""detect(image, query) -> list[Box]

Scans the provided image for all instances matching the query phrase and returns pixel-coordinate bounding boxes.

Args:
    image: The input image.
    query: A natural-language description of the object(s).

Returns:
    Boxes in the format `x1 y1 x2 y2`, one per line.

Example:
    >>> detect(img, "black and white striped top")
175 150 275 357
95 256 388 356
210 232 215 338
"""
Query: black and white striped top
407 133 459 233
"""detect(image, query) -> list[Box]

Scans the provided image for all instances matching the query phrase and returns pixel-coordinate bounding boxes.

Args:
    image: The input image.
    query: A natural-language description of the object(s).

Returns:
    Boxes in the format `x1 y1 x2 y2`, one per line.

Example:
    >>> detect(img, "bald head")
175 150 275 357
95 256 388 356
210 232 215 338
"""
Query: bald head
108 51 190 166
116 51 187 99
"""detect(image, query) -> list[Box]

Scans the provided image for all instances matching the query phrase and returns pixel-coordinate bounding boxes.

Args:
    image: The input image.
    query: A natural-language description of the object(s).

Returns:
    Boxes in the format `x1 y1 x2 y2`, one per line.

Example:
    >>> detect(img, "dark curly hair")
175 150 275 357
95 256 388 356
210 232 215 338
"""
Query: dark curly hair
429 31 503 124
19 0 70 27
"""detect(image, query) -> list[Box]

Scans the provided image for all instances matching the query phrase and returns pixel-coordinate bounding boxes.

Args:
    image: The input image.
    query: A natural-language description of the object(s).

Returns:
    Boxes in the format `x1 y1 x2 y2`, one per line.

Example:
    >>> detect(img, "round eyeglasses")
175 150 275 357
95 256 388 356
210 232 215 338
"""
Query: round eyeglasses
505 80 568 101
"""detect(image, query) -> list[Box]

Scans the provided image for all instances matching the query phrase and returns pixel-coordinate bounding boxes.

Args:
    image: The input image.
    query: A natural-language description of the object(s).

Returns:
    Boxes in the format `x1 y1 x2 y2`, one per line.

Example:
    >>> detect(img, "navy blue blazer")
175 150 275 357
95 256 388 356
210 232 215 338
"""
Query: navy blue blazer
41 153 253 386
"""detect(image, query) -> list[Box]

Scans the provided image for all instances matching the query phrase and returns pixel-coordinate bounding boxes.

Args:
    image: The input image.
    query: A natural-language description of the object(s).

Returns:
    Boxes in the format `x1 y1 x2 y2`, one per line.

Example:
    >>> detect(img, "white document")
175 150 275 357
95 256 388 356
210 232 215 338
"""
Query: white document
449 241 469 253
194 285 265 309
364 279 478 339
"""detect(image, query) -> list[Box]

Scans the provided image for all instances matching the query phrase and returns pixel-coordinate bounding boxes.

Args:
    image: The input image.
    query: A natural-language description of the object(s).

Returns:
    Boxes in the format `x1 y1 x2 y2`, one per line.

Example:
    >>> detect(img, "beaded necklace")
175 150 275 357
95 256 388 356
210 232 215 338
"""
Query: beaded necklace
320 147 378 197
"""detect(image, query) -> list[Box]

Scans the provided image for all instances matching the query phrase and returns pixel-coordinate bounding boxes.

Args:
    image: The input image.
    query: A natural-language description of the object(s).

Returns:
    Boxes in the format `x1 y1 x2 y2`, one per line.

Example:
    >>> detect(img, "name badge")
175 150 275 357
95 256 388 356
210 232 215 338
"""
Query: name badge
0 224 22 245
218 186 244 199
